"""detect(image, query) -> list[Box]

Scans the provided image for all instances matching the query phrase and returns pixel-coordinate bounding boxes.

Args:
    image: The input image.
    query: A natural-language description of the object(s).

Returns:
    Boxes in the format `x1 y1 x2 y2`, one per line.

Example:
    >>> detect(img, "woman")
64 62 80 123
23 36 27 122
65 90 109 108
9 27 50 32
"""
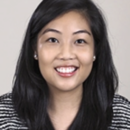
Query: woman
0 0 130 130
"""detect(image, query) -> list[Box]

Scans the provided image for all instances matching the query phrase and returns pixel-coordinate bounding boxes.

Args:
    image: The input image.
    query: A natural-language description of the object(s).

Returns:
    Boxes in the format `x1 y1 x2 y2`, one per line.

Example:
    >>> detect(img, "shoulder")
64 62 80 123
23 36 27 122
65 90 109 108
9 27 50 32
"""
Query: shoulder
109 94 130 130
0 92 13 112
0 93 28 129
0 92 12 103
113 94 130 117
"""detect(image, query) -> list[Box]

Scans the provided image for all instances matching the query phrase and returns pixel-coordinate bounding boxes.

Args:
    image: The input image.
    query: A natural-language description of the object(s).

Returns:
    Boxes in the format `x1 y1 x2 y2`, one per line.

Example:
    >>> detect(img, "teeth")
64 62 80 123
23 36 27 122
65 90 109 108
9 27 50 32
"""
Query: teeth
56 67 76 73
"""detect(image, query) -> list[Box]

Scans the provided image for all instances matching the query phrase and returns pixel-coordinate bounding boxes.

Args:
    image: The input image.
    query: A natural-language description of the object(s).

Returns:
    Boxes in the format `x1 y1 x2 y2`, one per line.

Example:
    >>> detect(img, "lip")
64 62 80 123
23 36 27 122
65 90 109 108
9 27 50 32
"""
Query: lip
54 65 79 68
55 67 79 78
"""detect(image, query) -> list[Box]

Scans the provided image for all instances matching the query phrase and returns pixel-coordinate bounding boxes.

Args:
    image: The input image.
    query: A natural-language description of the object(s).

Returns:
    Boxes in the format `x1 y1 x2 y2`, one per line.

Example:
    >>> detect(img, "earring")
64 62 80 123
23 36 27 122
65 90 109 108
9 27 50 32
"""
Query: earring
93 56 96 61
34 54 38 60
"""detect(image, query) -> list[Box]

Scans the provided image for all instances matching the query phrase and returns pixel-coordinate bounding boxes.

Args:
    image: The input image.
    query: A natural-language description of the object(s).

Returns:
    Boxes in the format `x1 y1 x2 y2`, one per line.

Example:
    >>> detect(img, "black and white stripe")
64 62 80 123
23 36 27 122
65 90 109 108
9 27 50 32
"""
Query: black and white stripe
0 93 28 130
109 94 130 130
0 93 130 129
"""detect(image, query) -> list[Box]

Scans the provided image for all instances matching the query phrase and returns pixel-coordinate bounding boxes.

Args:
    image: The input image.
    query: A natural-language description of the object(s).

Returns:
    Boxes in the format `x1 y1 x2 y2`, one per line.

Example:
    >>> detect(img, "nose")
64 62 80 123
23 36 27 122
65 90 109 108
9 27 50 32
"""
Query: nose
58 43 76 60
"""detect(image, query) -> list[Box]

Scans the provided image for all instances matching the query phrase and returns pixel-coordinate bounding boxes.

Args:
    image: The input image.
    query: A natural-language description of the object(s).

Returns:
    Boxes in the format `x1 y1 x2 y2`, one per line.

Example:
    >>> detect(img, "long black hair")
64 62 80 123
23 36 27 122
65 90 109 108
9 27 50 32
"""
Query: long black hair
12 0 118 129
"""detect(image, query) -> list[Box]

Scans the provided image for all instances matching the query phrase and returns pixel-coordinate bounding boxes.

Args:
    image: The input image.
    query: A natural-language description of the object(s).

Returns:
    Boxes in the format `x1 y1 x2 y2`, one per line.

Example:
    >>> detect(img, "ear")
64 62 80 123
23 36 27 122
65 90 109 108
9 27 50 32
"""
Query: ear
93 56 96 61
32 43 38 60
34 51 38 60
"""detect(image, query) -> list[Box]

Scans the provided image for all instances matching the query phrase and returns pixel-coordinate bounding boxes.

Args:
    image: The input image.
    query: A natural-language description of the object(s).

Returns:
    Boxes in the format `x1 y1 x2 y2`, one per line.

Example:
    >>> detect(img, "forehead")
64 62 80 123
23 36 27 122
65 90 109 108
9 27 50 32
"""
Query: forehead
39 11 91 35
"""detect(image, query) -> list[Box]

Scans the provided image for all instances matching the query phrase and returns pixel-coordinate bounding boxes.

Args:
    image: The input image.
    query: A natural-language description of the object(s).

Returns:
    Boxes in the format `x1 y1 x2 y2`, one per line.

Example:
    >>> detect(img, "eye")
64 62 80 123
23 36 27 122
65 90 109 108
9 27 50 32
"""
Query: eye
75 39 86 44
47 38 58 43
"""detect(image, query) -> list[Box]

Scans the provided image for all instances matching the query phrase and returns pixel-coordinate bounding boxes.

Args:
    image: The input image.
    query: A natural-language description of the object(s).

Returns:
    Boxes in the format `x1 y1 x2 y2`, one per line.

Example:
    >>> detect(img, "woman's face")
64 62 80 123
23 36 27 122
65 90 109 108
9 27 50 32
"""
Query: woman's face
36 11 95 92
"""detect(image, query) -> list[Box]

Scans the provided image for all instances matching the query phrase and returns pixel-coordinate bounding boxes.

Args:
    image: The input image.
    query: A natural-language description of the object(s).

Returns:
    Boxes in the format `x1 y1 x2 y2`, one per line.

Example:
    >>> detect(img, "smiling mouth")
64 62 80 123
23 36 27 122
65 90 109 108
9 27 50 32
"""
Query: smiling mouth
54 67 79 78
54 67 79 74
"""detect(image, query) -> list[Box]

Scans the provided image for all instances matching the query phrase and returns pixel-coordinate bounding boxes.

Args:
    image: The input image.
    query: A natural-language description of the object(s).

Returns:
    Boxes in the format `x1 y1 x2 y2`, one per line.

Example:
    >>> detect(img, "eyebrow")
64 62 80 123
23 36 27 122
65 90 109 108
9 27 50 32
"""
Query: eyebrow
73 30 91 35
42 28 91 36
42 28 61 35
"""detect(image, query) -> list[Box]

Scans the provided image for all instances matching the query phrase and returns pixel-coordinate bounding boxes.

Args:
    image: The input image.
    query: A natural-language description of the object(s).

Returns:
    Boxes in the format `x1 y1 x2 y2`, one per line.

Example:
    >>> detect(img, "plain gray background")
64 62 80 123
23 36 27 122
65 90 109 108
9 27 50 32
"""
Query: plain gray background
0 0 130 99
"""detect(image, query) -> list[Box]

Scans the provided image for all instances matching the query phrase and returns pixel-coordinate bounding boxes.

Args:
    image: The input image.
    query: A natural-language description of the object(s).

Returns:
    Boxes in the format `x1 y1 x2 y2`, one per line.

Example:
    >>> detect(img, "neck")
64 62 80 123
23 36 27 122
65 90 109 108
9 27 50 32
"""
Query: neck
48 86 83 113
47 86 83 130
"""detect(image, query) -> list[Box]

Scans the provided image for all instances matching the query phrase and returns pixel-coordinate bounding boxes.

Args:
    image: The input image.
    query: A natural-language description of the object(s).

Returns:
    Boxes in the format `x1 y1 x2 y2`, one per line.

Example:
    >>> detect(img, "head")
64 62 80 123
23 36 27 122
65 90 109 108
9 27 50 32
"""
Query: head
19 0 110 92
13 0 118 129
35 10 95 95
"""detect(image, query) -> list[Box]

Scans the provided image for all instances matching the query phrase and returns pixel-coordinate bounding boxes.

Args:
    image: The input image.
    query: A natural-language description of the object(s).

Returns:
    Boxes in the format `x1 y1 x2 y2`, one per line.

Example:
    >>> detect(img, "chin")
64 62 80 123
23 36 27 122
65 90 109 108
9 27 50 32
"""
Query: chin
54 84 82 92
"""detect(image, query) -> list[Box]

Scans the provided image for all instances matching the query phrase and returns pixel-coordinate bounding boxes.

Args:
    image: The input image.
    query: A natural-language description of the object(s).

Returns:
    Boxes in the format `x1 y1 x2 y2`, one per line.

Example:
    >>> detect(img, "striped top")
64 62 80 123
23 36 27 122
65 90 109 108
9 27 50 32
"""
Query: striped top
0 93 130 130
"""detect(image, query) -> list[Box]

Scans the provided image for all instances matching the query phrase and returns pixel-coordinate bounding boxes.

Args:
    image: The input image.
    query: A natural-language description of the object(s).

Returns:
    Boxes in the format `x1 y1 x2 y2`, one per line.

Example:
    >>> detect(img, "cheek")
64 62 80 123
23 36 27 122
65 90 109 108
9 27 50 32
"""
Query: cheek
78 50 93 65
38 51 49 65
78 51 94 78
37 43 56 64
37 47 54 78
